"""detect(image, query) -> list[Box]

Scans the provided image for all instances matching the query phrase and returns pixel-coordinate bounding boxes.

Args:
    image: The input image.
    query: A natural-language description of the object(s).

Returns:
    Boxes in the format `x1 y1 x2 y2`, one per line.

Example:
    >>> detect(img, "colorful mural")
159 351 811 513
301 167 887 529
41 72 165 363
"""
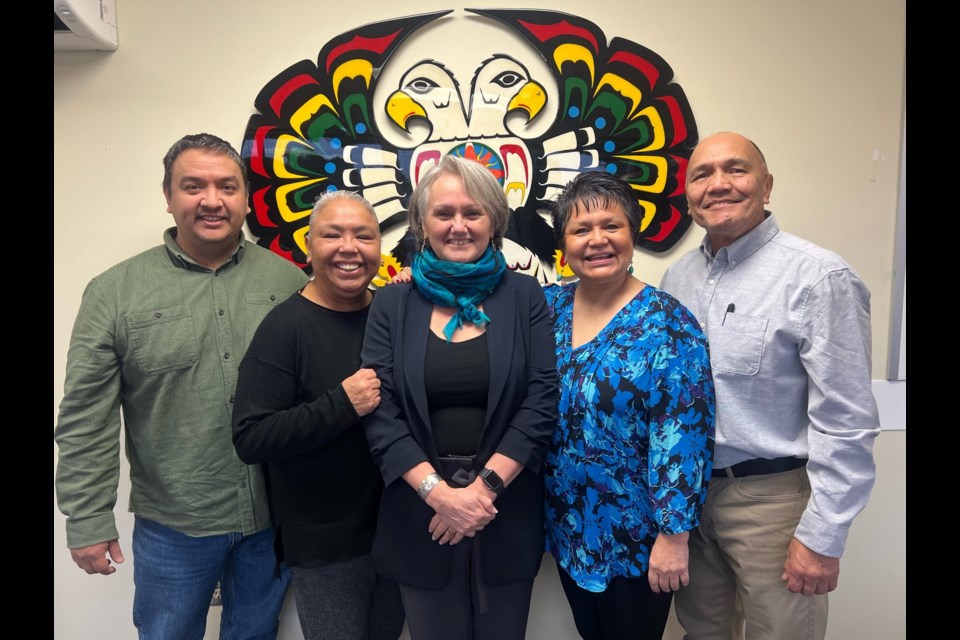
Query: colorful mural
242 9 698 283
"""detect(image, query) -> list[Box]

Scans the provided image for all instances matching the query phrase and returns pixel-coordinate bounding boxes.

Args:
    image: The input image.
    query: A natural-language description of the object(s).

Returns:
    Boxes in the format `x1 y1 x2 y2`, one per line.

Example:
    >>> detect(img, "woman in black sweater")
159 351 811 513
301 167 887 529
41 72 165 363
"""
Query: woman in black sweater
232 191 403 640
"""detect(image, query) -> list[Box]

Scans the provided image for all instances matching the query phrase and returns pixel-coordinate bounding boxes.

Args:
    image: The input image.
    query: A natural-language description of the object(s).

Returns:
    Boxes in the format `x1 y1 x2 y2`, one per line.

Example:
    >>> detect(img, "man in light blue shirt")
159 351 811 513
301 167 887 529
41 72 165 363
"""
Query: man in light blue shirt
660 131 879 640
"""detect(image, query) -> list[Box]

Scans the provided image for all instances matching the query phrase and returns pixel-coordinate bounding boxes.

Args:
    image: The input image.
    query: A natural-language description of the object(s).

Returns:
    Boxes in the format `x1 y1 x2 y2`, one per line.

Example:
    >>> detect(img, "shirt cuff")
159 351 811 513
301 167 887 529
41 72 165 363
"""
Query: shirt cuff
65 513 120 550
794 509 850 558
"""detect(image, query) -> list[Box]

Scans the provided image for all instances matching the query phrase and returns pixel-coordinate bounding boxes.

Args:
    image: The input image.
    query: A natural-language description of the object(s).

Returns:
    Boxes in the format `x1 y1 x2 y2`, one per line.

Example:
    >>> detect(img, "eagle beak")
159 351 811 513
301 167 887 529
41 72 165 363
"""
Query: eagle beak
507 81 546 122
386 90 427 131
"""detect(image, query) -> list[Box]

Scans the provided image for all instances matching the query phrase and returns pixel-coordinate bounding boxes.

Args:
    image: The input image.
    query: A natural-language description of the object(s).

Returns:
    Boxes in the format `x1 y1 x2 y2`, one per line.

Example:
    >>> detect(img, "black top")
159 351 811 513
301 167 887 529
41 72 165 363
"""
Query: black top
232 291 382 569
424 331 489 456
361 271 559 589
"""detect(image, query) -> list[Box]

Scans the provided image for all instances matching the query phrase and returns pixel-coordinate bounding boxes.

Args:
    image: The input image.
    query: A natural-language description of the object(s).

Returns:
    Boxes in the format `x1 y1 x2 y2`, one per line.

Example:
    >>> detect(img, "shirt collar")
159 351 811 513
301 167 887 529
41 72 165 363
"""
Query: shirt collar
163 227 246 271
698 212 780 268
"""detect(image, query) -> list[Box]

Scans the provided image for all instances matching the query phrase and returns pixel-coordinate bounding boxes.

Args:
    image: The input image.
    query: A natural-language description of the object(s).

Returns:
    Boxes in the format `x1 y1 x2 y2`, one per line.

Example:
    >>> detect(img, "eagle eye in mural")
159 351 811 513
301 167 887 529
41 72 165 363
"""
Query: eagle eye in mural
242 8 698 284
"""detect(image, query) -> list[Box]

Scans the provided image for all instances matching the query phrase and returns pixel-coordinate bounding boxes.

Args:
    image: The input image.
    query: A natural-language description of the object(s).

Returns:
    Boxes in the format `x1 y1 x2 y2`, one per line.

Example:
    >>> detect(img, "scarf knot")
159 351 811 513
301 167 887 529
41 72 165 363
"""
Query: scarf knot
412 246 506 342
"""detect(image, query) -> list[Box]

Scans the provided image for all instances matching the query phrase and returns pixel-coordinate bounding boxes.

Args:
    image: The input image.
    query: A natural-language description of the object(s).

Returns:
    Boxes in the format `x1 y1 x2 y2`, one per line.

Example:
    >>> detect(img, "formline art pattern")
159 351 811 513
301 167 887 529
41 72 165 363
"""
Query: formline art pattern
242 8 698 284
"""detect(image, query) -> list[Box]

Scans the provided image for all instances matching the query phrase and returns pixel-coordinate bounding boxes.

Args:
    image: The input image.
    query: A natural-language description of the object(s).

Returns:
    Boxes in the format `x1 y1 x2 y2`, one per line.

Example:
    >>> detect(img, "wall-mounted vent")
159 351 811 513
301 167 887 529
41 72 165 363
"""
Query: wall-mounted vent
54 0 118 51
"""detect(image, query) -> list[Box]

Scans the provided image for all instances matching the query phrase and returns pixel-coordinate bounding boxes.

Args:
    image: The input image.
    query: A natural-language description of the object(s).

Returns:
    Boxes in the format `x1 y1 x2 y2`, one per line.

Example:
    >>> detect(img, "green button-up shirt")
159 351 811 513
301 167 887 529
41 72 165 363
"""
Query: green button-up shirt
55 229 309 548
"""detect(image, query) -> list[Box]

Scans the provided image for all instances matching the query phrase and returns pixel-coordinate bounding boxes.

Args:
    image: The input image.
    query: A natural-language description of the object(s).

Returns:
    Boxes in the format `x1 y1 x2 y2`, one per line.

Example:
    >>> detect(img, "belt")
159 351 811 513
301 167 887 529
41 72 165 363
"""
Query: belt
711 456 807 479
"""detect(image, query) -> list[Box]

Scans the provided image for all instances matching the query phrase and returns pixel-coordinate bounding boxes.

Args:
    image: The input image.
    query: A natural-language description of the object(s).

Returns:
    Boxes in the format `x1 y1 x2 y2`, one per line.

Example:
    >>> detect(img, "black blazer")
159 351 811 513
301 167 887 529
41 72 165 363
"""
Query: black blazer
361 270 558 588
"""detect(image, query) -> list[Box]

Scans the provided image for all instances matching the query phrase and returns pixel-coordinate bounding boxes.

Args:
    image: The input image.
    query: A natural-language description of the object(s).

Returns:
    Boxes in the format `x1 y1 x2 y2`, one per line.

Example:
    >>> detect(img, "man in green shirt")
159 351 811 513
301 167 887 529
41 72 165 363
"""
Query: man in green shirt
54 133 309 638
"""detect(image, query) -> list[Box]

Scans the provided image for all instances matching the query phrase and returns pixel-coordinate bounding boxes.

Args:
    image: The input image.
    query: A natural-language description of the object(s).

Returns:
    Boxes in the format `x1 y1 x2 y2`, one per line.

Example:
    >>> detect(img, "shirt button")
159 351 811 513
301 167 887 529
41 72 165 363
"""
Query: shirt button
708 279 716 285
269 294 276 301
154 311 162 318
239 481 247 489
218 309 225 316
224 352 230 360
229 396 235 404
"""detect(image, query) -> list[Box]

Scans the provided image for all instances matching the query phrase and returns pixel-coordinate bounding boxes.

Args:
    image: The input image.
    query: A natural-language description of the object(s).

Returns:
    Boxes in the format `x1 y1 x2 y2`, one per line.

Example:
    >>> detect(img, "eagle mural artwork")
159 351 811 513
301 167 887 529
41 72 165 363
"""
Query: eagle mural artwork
242 8 698 284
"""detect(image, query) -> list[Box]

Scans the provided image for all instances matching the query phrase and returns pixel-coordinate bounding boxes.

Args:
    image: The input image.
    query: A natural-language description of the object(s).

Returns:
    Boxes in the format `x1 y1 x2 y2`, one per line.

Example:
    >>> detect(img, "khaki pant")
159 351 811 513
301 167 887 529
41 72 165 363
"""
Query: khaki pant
675 467 828 640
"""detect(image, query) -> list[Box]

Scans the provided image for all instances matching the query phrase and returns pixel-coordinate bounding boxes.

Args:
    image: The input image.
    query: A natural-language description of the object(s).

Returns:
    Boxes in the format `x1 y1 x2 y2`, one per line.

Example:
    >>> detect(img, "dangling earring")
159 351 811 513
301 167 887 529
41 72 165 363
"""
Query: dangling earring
628 263 635 275
420 238 427 253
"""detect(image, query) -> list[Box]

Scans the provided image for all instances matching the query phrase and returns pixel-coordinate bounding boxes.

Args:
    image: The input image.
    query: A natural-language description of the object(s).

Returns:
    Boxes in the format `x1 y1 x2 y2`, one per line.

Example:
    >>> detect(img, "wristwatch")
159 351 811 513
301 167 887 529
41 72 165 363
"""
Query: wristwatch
417 472 442 501
479 468 505 497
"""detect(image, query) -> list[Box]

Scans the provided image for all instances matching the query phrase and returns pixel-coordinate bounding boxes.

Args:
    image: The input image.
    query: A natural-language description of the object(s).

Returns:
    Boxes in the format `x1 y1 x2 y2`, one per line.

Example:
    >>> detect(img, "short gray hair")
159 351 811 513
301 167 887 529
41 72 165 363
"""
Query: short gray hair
407 155 509 250
308 191 379 235
162 133 246 195
552 171 644 249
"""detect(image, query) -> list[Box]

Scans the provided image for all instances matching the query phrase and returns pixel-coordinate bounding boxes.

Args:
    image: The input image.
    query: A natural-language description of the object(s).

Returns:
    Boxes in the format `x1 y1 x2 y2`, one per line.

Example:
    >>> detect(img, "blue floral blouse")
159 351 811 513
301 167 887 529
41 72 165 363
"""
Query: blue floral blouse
543 282 715 592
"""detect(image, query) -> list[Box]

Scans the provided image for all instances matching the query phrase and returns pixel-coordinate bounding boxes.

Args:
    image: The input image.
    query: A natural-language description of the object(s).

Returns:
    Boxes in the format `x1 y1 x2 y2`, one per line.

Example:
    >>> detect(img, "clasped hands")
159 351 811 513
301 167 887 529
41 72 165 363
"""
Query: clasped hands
424 478 497 546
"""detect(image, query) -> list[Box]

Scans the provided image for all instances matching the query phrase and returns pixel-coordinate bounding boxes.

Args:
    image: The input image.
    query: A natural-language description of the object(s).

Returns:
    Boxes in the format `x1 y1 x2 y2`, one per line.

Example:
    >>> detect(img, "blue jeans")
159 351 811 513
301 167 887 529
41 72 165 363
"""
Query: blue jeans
132 516 290 640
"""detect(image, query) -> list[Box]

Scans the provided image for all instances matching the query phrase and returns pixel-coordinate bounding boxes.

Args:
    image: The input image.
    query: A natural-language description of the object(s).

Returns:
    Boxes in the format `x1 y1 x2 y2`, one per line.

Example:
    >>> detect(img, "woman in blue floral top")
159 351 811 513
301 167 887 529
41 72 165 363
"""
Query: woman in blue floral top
544 172 715 639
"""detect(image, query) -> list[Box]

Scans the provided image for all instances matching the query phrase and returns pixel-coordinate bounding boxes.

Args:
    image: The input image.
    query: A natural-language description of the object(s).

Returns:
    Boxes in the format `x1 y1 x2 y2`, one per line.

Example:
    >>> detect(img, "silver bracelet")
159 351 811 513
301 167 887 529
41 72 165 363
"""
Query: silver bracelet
417 472 442 501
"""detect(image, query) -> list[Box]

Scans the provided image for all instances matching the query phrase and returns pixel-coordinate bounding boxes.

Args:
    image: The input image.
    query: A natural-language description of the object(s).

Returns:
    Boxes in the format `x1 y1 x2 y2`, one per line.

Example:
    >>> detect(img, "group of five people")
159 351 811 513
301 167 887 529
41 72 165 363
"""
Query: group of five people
55 130 879 640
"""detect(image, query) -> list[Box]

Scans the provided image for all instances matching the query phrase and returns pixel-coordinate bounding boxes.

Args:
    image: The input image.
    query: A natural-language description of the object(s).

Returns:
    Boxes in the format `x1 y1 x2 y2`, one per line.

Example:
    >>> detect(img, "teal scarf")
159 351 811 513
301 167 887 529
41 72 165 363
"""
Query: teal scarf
412 246 506 342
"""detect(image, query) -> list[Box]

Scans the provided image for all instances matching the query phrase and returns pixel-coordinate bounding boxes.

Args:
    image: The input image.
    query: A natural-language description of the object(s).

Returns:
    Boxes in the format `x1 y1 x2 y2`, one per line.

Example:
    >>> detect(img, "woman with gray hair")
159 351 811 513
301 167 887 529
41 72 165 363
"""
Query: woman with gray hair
361 155 558 639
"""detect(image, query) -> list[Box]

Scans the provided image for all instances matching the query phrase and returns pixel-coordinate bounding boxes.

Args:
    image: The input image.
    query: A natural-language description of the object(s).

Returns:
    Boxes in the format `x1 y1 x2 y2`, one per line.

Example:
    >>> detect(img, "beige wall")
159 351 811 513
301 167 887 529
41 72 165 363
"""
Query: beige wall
53 1 906 638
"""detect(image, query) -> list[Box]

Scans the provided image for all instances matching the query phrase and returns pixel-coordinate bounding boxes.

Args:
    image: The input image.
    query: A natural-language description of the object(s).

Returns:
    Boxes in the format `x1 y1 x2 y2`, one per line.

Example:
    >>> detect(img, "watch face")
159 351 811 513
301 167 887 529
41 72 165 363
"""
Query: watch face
481 469 504 494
